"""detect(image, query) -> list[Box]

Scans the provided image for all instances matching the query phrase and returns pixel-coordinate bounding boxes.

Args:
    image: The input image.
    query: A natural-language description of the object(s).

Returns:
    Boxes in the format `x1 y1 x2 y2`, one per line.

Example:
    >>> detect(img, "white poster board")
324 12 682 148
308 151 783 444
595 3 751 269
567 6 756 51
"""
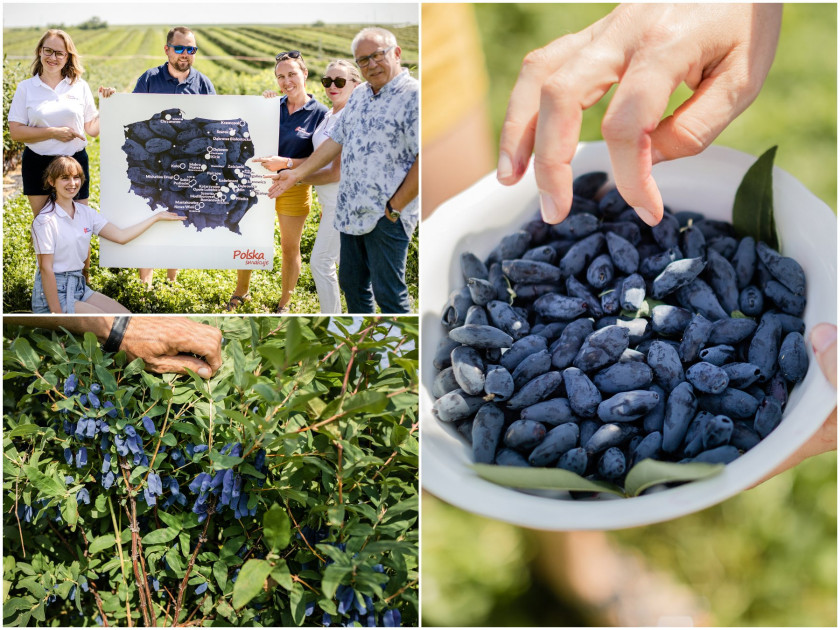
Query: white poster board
99 94 279 270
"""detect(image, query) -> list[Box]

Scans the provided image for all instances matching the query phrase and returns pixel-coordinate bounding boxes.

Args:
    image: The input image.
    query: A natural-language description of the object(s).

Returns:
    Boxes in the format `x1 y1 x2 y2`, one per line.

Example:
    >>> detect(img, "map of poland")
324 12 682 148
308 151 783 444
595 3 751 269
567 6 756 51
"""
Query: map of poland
121 108 259 233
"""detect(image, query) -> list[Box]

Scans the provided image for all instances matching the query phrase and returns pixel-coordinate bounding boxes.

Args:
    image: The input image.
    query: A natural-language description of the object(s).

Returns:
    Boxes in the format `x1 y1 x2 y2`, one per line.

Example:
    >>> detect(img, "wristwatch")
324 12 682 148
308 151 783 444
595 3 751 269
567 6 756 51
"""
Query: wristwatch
385 199 402 222
286 157 294 169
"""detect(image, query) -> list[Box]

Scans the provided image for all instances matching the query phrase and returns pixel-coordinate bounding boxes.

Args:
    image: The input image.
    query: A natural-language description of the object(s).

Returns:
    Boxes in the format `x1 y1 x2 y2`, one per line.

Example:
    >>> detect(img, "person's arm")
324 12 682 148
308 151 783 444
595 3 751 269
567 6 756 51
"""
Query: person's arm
8 121 84 144
4 316 224 377
84 116 100 138
497 3 782 225
386 157 419 216
267 138 342 199
252 155 308 172
97 212 185 244
300 152 342 186
36 254 63 314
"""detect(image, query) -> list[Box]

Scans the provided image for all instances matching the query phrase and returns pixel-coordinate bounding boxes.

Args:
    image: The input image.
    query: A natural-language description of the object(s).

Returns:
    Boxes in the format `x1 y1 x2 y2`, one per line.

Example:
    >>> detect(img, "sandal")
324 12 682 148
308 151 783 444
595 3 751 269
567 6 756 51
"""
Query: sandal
225 292 251 312
275 302 291 314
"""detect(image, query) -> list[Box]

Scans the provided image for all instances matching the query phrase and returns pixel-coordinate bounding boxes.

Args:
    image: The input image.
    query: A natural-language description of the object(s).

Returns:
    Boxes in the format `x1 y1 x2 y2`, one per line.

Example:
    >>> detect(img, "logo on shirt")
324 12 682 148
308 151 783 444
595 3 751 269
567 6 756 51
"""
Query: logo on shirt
295 126 312 137
83 227 92 234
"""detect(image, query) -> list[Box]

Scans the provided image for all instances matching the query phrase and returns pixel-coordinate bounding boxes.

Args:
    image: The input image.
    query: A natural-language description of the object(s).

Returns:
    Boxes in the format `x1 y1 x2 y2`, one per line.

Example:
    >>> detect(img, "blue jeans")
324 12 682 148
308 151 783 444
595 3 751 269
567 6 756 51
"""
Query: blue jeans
338 216 411 314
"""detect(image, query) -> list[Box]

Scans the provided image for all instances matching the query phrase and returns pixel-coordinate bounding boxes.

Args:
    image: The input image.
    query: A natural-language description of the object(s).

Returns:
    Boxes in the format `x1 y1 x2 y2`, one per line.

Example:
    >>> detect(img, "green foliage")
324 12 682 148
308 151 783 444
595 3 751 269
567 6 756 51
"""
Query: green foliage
77 17 108 31
3 316 419 626
3 58 29 168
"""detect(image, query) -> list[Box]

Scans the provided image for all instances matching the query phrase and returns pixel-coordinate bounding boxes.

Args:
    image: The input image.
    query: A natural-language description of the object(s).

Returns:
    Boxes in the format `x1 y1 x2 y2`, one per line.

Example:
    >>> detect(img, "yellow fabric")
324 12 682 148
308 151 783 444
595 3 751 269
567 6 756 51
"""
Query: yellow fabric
421 3 489 144
274 183 312 217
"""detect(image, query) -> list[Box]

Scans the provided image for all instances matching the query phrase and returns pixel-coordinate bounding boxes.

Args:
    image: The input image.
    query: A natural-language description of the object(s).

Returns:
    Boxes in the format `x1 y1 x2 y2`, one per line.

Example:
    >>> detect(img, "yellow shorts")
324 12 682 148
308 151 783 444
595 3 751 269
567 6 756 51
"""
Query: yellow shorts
275 183 312 217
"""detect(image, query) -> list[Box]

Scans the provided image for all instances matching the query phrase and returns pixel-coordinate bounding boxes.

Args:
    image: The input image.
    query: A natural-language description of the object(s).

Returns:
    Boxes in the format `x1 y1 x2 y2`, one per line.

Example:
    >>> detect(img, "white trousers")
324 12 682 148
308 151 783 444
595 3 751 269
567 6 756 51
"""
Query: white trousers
310 199 342 313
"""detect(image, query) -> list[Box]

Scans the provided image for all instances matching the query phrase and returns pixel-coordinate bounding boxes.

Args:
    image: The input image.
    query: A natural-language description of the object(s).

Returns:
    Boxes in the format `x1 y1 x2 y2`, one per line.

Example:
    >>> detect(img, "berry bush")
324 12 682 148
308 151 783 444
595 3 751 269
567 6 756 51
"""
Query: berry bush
2 316 418 626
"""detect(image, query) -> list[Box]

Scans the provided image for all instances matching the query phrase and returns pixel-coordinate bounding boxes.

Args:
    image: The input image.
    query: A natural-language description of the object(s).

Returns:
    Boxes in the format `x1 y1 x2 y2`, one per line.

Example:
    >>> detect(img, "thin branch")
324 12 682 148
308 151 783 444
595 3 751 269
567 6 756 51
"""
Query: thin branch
384 579 417 603
172 503 214 625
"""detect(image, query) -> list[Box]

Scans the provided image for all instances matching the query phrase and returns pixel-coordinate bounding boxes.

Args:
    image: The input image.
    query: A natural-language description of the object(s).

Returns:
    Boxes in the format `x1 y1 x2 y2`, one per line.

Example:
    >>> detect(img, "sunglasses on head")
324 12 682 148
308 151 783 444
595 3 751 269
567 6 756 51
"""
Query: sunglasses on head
321 76 348 88
168 45 198 55
275 50 302 61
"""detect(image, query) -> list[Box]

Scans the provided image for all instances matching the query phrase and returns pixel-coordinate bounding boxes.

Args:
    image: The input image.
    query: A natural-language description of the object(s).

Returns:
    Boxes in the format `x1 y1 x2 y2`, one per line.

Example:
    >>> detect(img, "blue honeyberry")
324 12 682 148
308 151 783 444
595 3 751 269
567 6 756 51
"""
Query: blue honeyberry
193 445 208 454
75 447 88 468
195 582 208 595
142 416 156 435
64 448 73 465
88 392 101 409
76 488 91 505
64 374 78 396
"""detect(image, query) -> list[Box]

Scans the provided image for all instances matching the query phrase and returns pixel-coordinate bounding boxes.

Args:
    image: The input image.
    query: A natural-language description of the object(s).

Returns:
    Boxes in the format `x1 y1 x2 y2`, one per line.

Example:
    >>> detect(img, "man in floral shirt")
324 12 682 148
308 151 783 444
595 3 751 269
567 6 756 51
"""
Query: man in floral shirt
268 27 418 314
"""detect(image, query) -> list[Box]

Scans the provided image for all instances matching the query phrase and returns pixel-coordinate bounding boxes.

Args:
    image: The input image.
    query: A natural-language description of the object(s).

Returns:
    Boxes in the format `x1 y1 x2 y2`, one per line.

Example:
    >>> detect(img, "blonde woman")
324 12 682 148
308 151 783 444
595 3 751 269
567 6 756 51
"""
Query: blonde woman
229 50 327 312
9 29 105 217
300 60 361 313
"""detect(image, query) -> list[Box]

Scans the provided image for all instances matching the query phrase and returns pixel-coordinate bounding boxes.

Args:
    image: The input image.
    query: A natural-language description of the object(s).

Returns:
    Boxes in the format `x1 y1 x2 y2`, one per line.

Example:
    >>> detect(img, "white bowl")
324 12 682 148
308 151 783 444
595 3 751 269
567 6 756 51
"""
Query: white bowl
420 142 837 530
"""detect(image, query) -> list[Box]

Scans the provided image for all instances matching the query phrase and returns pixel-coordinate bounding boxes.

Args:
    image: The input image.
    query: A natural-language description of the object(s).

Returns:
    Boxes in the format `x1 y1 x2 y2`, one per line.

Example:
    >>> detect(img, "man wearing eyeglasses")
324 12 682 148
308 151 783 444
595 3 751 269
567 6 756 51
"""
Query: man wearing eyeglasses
131 26 215 286
267 27 418 315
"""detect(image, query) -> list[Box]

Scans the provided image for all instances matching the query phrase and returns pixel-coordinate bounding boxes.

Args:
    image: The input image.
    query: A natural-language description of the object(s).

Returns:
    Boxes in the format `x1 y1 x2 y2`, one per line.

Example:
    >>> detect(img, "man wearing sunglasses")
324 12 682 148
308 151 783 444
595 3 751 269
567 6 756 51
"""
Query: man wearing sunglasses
133 26 215 95
131 26 215 287
267 27 418 315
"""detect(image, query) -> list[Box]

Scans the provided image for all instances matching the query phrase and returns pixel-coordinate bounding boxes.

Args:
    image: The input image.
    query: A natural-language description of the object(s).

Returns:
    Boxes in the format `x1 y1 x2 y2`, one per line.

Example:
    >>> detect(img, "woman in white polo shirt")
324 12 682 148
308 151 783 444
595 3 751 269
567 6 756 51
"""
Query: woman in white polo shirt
8 29 106 216
31 157 185 314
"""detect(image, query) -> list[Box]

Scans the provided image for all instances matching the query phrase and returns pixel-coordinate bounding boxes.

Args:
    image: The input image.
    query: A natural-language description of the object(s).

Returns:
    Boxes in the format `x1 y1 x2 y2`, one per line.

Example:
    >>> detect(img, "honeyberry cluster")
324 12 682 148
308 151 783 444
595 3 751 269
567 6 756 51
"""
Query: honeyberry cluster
433 171 809 489
298 527 402 627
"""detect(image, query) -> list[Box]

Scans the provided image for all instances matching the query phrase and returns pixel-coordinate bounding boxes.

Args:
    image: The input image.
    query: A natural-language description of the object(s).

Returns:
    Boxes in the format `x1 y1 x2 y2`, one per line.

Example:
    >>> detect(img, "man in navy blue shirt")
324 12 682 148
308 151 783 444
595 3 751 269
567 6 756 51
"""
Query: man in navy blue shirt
133 26 215 286
134 26 215 95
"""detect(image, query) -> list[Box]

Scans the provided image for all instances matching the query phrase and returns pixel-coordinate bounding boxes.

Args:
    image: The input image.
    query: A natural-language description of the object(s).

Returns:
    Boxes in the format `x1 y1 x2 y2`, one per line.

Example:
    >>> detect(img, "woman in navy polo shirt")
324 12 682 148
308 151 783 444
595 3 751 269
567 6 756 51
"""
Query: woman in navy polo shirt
228 50 327 312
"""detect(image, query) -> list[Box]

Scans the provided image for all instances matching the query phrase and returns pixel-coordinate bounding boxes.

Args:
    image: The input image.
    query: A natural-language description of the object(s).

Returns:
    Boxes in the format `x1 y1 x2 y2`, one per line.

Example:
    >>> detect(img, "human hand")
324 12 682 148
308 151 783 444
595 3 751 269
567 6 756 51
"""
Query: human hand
154 211 187 222
53 126 86 142
120 317 223 378
267 169 299 199
252 156 287 172
758 323 837 482
98 86 116 98
497 3 783 226
262 90 280 98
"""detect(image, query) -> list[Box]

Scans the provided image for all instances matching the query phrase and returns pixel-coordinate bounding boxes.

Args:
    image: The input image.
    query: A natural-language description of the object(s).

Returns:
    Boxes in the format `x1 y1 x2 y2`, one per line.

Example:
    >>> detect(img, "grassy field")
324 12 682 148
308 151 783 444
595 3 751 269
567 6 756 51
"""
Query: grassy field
3 22 419 314
422 4 836 628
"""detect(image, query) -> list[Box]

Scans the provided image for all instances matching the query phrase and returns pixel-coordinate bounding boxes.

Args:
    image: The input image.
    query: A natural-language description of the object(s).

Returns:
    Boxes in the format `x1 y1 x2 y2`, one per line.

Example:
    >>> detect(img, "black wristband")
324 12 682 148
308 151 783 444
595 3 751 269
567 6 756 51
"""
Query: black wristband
103 316 131 353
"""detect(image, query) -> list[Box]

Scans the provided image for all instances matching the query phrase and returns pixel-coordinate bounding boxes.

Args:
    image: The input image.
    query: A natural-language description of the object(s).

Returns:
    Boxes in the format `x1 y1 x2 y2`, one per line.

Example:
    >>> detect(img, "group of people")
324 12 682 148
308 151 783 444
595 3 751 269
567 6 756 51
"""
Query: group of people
9 25 418 315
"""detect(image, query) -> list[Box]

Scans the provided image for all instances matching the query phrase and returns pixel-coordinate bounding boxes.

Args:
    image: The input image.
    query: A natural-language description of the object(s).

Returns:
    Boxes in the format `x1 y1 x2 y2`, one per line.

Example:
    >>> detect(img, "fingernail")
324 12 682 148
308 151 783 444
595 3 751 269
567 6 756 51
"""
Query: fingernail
497 152 514 180
633 206 658 226
198 367 212 378
539 192 561 223
811 323 837 355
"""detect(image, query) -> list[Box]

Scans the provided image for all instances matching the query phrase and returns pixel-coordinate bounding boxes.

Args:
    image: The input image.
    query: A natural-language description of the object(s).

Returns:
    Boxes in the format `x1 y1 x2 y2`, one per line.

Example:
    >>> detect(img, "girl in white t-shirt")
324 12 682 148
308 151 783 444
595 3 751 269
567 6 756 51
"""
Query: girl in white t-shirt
31 157 185 314
300 60 361 313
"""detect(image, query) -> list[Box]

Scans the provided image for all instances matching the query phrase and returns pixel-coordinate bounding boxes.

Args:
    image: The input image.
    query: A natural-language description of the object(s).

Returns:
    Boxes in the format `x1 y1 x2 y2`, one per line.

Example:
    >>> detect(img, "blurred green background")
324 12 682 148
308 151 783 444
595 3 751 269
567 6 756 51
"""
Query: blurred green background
421 3 836 627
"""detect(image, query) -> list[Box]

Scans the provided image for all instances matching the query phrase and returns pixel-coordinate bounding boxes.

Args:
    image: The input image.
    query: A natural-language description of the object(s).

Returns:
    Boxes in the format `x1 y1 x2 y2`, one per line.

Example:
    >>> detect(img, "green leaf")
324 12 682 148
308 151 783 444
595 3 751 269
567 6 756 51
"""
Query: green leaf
61 494 78 528
289 583 306 625
209 451 244 470
231 559 271 609
229 339 247 389
320 563 352 599
732 145 779 250
213 560 228 593
623 459 725 497
470 464 625 497
340 390 389 416
10 338 40 373
327 504 345 527
263 504 292 552
89 535 116 555
122 357 145 378
22 465 66 498
141 527 179 545
94 364 118 393
269 559 292 590
7 424 41 438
